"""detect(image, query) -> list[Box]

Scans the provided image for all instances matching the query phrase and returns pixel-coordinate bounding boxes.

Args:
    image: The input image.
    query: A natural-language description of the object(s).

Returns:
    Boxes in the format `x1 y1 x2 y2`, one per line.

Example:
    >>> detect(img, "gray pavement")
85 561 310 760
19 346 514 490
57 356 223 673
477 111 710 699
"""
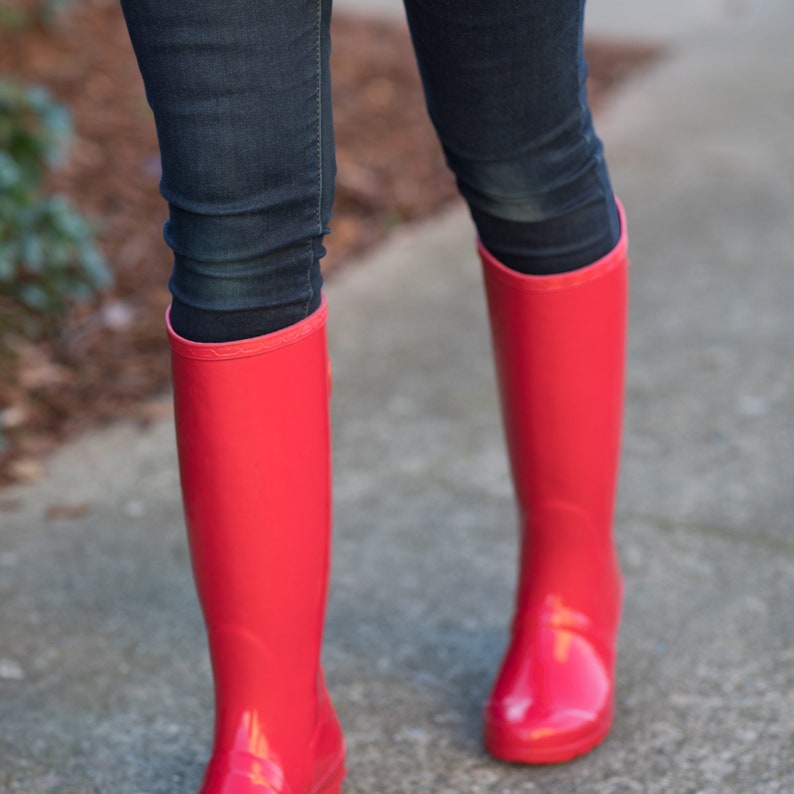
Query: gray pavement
2 0 794 791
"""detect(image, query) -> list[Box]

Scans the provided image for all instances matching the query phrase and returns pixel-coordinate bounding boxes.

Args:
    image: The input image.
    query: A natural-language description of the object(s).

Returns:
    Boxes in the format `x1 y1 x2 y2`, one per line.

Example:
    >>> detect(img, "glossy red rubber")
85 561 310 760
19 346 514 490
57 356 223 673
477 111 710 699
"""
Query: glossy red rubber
168 297 346 793
478 203 629 764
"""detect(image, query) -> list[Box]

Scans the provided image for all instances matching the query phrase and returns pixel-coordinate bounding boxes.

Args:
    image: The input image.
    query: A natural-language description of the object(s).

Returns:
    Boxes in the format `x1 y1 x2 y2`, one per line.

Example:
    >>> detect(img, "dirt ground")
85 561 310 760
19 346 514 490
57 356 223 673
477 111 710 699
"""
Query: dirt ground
0 0 660 484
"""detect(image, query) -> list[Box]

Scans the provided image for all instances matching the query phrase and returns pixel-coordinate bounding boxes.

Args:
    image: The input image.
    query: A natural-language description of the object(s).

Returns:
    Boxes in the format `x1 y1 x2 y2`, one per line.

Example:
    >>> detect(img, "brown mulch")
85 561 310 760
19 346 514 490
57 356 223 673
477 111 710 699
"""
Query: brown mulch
0 0 661 485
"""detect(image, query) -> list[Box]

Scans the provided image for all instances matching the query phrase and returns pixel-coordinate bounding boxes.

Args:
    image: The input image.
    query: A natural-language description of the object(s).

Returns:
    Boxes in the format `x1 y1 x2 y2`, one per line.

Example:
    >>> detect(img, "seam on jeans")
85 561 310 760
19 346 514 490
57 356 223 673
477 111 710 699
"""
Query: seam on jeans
315 0 323 238
308 0 323 319
304 239 314 319
575 0 589 165
574 0 613 227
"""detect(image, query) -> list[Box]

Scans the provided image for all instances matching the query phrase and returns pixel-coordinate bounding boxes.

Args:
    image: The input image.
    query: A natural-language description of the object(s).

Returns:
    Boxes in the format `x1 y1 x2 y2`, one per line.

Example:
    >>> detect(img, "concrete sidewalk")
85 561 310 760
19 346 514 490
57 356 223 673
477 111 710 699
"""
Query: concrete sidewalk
2 0 793 791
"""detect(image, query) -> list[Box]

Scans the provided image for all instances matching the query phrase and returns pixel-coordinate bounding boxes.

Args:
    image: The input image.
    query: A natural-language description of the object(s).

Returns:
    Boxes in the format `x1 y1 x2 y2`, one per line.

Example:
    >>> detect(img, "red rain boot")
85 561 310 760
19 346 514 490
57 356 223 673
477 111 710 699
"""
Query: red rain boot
478 204 629 764
168 297 346 793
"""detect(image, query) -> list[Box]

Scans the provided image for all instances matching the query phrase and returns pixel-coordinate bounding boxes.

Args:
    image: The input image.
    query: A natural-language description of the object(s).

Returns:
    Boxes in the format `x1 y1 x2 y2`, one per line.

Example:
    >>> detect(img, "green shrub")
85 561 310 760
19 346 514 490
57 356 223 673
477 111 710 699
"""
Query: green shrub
0 0 74 31
0 79 112 341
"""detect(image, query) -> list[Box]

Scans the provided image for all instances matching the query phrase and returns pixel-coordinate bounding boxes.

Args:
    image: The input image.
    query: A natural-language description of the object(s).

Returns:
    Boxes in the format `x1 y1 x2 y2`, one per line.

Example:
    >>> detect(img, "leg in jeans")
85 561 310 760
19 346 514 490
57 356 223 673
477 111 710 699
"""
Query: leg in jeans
121 0 335 342
120 2 345 791
404 0 621 275
404 0 628 762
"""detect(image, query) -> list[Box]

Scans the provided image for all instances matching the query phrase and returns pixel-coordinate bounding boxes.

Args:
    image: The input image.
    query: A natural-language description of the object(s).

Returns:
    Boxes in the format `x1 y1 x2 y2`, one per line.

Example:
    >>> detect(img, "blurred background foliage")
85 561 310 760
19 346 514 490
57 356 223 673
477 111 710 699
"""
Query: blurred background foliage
1 0 112 454
1 0 111 349
0 0 72 30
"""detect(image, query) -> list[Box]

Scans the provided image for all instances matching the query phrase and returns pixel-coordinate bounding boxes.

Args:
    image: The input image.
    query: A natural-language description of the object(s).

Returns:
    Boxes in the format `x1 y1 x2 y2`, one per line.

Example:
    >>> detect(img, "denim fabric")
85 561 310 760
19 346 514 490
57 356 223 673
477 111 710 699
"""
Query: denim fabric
120 0 619 341
120 0 333 339
404 0 620 273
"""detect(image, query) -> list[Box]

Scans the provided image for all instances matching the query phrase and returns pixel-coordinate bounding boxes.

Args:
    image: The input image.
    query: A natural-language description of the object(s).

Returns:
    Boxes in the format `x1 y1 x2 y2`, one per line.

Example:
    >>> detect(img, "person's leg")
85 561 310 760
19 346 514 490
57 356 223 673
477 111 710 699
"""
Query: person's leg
403 0 620 275
404 0 628 762
120 2 345 791
121 0 335 342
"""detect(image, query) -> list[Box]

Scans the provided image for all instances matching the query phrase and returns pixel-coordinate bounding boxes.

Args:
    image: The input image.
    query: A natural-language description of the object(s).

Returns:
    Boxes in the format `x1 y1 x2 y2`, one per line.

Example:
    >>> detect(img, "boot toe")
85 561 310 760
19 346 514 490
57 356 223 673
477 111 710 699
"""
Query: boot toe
484 626 615 764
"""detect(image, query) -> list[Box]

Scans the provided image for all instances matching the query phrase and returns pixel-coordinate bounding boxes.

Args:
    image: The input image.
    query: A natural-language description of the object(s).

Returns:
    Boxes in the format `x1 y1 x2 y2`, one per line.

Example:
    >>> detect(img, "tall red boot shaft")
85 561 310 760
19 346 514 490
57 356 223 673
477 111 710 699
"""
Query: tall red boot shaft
168 298 345 793
479 204 629 763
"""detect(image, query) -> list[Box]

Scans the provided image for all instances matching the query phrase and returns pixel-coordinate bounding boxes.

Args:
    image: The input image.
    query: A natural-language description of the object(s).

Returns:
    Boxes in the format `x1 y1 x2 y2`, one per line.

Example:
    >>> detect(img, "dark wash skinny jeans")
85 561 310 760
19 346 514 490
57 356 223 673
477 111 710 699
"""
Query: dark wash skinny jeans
120 0 620 342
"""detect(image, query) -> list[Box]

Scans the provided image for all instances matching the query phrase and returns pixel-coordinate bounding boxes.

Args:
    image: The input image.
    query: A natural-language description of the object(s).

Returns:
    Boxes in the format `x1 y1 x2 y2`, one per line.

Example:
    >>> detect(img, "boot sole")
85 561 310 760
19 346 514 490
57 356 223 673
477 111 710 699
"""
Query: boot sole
484 708 613 765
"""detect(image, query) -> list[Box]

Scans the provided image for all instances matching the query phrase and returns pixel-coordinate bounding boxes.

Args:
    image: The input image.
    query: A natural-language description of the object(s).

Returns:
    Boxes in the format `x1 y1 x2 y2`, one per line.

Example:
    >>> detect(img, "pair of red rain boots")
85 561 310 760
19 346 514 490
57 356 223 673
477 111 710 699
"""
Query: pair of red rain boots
167 211 628 791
